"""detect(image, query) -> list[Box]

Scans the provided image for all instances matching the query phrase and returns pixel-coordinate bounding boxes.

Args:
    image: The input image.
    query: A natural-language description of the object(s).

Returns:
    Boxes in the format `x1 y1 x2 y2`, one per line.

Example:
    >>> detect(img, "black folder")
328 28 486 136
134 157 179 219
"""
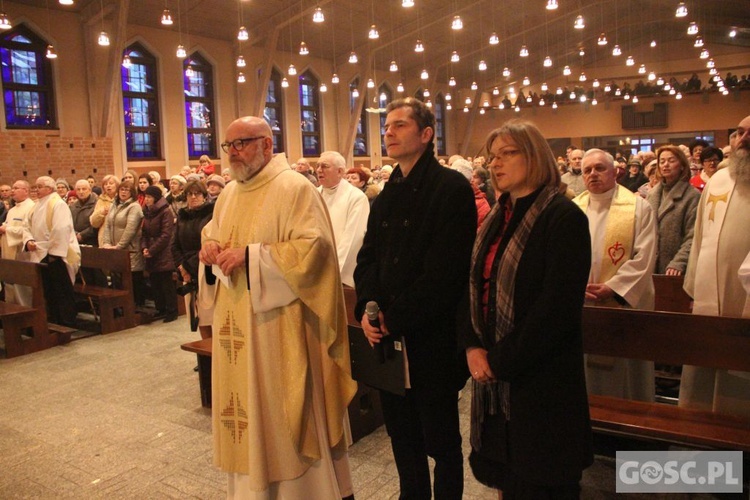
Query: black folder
348 325 406 396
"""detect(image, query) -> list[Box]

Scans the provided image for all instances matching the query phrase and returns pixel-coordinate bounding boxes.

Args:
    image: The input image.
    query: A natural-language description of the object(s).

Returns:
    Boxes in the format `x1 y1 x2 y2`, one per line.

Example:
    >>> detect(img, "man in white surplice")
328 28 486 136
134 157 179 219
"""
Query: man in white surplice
573 149 657 402
682 114 750 417
315 150 369 288
199 117 357 499
0 180 35 305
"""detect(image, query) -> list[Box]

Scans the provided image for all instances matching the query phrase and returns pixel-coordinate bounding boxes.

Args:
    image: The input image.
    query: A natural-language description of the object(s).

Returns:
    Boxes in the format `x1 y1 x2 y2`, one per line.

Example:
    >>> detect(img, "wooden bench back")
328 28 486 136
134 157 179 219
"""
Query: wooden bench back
0 259 46 311
79 246 132 291
582 306 750 373
653 274 692 313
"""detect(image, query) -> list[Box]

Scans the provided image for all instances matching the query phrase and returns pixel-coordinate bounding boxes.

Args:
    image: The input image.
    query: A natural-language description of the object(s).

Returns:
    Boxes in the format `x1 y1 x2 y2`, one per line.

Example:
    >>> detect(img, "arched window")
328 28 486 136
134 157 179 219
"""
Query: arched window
121 42 160 160
378 83 393 157
0 24 56 128
350 78 367 156
183 52 216 159
434 93 447 156
299 70 321 156
264 67 284 154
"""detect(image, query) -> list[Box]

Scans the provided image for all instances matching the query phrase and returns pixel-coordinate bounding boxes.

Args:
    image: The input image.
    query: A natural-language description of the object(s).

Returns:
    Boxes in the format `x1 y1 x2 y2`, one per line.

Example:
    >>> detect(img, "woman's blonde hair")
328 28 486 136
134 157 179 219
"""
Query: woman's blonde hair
656 145 691 182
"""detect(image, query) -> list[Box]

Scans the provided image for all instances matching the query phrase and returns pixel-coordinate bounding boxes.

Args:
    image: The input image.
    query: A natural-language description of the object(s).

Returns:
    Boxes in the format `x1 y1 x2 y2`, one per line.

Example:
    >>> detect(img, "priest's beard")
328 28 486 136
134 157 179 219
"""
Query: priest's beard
230 146 266 182
728 147 750 186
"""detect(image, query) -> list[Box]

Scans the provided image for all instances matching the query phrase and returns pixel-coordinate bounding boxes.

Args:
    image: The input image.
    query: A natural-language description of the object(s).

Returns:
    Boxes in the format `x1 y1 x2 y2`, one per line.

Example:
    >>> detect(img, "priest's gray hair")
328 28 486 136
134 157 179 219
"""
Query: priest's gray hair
320 151 347 172
36 176 56 189
583 148 615 169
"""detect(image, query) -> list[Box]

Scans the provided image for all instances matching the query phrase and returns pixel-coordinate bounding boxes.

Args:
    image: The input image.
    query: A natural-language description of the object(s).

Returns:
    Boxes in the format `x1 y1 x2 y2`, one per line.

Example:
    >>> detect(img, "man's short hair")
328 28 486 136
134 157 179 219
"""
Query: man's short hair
13 180 30 189
583 148 615 169
75 179 91 189
320 151 346 172
385 97 435 134
36 176 55 189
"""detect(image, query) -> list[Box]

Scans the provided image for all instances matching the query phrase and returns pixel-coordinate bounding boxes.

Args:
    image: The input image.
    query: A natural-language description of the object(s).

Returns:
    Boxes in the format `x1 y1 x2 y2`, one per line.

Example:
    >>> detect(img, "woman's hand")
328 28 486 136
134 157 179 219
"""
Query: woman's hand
467 347 496 384
665 267 682 276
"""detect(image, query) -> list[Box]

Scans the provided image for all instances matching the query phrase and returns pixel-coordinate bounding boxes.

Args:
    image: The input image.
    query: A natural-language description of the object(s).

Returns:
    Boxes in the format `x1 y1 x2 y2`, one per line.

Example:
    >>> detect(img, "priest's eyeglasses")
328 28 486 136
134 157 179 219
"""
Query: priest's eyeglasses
220 136 265 153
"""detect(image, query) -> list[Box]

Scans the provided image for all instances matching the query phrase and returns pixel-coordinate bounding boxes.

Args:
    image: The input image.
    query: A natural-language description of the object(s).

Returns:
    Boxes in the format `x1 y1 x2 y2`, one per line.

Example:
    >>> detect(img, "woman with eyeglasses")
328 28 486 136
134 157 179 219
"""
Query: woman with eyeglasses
646 145 701 275
690 146 724 193
461 119 592 498
172 180 215 340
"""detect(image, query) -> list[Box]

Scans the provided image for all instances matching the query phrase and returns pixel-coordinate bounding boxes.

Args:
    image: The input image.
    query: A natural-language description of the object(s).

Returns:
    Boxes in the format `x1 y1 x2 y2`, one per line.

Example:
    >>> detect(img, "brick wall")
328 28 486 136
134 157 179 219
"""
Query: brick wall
0 130 114 185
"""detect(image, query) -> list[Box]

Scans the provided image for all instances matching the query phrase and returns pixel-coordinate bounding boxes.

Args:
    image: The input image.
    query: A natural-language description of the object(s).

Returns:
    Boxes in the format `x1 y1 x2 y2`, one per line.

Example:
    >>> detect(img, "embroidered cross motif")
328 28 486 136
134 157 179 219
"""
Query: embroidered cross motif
220 392 248 444
706 192 729 222
607 241 626 265
218 311 245 365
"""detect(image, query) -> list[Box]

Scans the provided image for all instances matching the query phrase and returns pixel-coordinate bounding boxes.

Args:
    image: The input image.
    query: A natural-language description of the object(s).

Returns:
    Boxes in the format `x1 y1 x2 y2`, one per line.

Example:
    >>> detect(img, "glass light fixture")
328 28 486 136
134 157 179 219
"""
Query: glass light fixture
579 94 587 102
313 7 324 23
478 60 487 71
46 44 57 59
694 36 704 48
675 92 682 100
612 44 622 56
367 78 375 88
574 15 585 29
509 86 515 97
543 55 552 67
579 72 586 82
471 81 478 90
237 26 249 41
397 82 404 92
546 0 558 10
647 71 656 81
185 65 195 77
499 103 505 109
59 0 74 4
707 58 715 68
623 93 630 100
0 12 10 30
656 76 664 85
414 40 424 52
237 72 246 83
563 65 571 76
176 44 186 58
390 60 399 72
502 67 510 77
420 68 429 80
615 88 622 96
451 51 460 62
426 100 432 108
632 95 639 103
379 92 387 102
463 107 469 113
423 88 430 97
281 77 289 88
122 54 132 67
287 64 297 75
451 15 463 30
556 86 563 94
489 32 499 45
650 40 657 47
479 108 485 115
709 67 718 76
331 74 340 84
569 91 576 99
729 27 737 38
236 55 246 67
368 25 379 39
638 64 646 74
669 88 675 95
541 82 548 91
700 49 709 59
493 87 500 95
626 55 635 66
604 83 611 92
352 87 359 98
592 79 600 88
597 33 608 45
449 76 457 86
348 51 358 63
687 22 698 35
515 105 521 112
664 83 671 91
539 98 546 106
161 9 173 25
523 76 531 86
675 2 687 17
299 41 309 55
402 0 414 7
446 102 452 110
465 96 472 105
519 45 529 57
592 98 598 105
445 92 452 101
579 47 585 57
98 31 110 46
320 82 327 92
552 102 558 109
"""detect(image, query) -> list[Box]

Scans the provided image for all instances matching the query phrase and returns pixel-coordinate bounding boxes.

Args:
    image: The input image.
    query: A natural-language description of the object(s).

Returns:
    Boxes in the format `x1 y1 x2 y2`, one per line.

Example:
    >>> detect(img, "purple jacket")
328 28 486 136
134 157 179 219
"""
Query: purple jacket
141 197 175 273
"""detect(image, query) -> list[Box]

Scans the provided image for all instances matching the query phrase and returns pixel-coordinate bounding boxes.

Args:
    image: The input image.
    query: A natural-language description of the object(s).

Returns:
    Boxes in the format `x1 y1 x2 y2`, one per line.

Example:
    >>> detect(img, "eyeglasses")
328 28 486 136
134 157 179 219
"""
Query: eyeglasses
489 149 522 163
220 136 266 153
702 158 720 165
186 191 204 197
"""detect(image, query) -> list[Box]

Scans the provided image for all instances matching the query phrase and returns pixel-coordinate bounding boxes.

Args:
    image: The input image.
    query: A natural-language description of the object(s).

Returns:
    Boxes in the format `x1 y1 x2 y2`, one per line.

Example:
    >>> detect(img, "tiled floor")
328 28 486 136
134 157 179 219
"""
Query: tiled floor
0 321 732 499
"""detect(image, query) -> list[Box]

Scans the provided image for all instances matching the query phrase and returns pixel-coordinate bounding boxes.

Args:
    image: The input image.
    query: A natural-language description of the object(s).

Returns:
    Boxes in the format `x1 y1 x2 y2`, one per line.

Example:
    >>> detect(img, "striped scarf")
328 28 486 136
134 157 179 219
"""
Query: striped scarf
469 185 558 451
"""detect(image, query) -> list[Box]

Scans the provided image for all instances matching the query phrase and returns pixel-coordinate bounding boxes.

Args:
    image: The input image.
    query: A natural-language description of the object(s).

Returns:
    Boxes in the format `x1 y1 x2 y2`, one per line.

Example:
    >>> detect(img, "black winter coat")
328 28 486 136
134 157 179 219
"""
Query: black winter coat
141 197 175 272
172 202 214 280
354 148 477 396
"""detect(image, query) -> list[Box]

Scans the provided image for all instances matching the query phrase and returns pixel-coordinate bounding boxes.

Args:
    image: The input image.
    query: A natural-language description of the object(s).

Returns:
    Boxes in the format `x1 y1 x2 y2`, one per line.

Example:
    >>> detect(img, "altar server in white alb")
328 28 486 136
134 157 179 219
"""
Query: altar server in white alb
22 176 80 328
573 149 657 402
682 114 750 417
315 150 370 288
199 116 357 499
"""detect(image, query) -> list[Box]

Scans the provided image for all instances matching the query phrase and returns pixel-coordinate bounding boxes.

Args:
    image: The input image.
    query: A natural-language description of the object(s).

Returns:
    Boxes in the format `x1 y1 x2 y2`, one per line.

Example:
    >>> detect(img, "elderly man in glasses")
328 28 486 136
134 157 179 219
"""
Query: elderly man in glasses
200 117 357 499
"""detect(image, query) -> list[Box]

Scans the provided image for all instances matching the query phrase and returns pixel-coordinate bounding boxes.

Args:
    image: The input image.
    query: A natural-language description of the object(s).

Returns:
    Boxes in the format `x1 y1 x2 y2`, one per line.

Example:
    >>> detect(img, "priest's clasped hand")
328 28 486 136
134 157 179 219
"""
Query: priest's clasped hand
200 241 245 276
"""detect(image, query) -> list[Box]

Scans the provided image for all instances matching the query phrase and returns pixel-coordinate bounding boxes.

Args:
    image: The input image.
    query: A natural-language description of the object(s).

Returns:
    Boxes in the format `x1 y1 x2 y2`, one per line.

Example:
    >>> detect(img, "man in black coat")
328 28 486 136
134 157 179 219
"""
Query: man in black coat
354 97 476 499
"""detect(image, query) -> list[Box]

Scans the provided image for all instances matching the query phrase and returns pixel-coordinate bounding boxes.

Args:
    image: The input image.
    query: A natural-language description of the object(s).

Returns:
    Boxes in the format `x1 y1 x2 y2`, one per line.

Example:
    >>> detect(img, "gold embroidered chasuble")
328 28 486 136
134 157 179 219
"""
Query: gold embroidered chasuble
203 154 357 490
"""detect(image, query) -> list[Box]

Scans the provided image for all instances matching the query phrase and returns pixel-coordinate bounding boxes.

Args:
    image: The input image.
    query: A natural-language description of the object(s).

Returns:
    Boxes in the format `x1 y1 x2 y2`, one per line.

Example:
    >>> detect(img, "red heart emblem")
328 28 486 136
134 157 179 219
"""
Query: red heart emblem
608 241 625 265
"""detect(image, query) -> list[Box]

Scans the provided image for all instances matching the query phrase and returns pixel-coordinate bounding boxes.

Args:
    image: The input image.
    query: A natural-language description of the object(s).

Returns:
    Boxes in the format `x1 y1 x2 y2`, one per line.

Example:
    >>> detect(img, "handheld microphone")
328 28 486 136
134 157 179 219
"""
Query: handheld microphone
365 301 385 363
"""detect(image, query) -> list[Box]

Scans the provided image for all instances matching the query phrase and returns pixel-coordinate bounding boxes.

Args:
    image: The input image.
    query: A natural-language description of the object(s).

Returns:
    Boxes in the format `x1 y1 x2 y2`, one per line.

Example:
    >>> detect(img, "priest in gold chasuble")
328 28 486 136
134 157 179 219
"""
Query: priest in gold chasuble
200 117 358 499
574 149 657 402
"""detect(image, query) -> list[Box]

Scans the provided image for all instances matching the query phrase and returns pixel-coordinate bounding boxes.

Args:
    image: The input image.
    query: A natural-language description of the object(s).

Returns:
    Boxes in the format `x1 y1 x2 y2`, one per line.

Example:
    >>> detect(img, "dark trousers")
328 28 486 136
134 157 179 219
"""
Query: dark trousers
380 388 463 500
149 271 177 318
41 255 77 327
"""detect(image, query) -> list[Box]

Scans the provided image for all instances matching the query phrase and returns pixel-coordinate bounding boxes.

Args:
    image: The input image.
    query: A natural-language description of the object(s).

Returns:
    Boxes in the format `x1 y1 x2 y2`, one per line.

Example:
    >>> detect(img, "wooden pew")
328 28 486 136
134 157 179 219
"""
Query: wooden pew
74 246 136 334
0 259 71 357
583 306 750 451
653 274 692 313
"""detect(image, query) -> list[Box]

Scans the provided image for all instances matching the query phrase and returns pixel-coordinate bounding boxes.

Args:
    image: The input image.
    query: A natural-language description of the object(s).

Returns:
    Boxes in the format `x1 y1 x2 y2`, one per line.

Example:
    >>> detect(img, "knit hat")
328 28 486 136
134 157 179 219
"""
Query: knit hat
144 185 163 201
186 173 202 183
170 174 187 186
67 190 78 200
206 174 225 188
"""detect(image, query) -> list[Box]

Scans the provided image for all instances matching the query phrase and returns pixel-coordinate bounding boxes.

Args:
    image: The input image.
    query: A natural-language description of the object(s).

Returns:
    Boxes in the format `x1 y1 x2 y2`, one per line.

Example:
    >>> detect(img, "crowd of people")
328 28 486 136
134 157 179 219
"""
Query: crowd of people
1 102 748 498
